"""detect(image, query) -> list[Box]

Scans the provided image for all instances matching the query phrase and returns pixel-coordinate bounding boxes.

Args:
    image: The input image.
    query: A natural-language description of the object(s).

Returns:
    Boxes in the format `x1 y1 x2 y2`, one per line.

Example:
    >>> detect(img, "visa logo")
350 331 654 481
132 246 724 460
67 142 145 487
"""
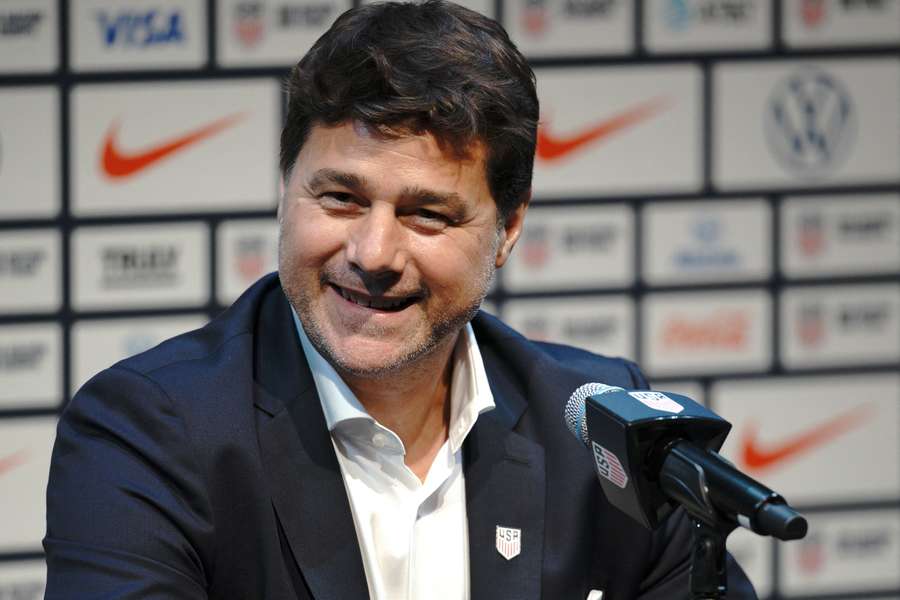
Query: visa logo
97 10 185 47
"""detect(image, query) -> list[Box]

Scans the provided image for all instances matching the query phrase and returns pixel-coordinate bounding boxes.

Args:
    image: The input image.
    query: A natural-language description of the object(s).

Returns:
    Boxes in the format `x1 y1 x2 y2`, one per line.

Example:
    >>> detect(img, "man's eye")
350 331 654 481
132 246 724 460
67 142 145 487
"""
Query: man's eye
322 192 354 204
319 193 360 211
407 209 452 232
416 209 448 222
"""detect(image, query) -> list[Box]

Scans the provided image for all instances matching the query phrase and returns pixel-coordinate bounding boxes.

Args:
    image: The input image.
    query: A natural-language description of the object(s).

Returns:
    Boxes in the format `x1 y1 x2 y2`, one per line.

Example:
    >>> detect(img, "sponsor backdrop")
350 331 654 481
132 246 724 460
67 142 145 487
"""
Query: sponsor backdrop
0 0 898 597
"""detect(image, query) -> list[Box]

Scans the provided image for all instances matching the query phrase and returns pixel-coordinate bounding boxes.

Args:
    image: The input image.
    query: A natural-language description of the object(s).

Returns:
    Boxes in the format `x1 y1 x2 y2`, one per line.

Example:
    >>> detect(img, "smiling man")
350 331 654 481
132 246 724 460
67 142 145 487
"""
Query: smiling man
44 2 756 599
279 123 513 488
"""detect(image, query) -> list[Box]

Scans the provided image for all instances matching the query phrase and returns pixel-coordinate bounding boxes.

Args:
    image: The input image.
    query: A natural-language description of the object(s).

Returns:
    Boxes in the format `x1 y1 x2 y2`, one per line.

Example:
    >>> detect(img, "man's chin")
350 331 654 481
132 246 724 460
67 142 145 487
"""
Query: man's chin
322 340 435 379
319 348 410 379
311 328 455 379
296 300 478 379
328 359 411 380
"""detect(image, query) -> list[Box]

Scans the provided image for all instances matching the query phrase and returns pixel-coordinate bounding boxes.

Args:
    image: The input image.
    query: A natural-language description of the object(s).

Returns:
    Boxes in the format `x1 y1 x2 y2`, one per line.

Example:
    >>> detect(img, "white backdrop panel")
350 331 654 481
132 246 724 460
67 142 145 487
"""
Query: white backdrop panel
714 58 900 189
533 65 703 197
713 373 900 503
71 79 281 216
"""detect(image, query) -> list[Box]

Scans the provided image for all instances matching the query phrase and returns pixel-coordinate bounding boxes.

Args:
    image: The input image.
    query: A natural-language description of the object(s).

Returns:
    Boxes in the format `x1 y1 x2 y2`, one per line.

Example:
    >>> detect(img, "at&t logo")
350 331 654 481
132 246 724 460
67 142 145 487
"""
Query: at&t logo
764 68 857 178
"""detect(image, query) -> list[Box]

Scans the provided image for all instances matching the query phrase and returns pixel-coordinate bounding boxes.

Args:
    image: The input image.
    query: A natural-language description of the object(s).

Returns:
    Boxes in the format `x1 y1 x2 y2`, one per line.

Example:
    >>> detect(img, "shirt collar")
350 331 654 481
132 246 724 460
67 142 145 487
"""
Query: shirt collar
291 308 494 454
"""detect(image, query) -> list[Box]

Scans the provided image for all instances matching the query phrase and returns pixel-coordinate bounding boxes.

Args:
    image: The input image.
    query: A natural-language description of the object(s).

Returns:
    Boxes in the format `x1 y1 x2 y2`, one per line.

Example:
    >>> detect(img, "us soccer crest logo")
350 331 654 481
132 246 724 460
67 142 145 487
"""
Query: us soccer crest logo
234 1 264 48
495 525 521 560
801 0 826 28
520 225 550 268
628 391 684 414
590 441 629 489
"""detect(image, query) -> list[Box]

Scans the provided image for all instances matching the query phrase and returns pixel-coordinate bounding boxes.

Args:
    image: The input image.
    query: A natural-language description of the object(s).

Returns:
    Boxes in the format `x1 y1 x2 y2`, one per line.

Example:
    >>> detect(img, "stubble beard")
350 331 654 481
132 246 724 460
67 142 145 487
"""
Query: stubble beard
278 235 498 380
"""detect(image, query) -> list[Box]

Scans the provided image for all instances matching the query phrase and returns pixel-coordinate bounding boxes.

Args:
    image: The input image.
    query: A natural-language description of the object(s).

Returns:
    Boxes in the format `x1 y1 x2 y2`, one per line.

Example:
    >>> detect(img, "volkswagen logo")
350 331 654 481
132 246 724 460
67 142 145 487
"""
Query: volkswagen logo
764 67 856 178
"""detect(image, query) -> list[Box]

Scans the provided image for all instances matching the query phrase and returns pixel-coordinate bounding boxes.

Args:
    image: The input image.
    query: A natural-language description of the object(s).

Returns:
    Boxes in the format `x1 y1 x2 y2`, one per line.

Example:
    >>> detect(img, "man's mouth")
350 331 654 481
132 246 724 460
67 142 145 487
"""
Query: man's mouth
330 284 420 312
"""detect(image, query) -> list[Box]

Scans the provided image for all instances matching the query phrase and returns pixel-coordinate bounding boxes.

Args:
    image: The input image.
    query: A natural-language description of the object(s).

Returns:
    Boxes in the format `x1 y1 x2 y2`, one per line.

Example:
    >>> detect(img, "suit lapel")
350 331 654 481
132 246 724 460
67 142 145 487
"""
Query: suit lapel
252 286 369 599
465 415 546 600
466 320 546 600
248 291 555 600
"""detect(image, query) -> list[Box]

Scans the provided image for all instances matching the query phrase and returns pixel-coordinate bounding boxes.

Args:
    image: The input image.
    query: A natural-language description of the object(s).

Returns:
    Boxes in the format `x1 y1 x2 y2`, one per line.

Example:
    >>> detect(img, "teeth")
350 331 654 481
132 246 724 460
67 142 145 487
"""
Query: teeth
337 287 408 310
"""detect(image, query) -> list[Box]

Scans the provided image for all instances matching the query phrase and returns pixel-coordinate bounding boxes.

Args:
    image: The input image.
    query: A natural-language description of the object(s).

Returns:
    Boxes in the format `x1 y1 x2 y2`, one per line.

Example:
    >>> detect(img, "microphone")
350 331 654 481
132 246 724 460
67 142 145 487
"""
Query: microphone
564 383 807 541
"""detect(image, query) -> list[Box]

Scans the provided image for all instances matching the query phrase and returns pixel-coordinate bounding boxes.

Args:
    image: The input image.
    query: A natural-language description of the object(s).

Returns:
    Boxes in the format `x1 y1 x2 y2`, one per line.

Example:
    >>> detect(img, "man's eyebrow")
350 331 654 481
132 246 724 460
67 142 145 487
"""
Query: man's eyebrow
306 171 469 214
307 168 369 193
399 186 464 209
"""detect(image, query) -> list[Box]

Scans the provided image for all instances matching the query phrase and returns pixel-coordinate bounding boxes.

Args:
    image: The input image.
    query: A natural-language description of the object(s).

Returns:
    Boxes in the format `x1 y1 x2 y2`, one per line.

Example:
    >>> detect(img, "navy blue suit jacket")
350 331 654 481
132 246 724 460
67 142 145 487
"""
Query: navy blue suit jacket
44 274 756 599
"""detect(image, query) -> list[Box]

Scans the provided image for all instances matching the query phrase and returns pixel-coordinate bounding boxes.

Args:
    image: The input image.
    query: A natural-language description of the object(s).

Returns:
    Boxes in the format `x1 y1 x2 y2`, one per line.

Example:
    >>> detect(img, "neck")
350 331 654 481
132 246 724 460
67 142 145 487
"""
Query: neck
340 333 458 482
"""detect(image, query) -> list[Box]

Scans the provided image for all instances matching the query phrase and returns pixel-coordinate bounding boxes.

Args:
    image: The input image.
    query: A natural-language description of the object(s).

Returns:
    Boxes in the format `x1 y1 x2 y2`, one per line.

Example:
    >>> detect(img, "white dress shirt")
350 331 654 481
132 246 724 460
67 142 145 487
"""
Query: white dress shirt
292 310 495 600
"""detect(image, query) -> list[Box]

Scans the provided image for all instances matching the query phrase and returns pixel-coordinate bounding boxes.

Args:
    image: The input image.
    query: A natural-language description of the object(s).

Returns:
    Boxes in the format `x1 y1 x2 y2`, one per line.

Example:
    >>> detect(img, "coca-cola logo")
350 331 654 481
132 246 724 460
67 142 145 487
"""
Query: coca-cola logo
661 311 749 349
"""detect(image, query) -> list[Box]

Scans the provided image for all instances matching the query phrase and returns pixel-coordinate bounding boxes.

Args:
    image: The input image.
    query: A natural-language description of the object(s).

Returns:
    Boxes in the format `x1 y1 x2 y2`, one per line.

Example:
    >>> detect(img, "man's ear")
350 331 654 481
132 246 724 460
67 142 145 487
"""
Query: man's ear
277 176 286 223
495 190 531 268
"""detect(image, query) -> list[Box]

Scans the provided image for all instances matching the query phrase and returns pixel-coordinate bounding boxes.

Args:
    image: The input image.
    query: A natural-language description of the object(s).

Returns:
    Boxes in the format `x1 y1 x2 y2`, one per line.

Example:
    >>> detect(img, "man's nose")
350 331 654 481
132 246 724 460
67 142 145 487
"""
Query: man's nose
345 205 407 277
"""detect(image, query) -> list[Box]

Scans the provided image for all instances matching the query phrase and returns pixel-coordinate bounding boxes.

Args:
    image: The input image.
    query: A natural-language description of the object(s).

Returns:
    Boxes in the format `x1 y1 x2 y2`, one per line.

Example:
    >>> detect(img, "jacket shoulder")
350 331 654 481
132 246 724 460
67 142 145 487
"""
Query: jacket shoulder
112 274 280 380
472 310 649 391
533 339 648 389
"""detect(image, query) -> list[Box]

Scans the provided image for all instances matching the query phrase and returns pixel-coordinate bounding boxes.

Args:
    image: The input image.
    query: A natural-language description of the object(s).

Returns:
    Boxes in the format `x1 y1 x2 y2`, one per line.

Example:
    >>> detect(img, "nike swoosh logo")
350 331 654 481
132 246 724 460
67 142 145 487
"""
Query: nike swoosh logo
741 403 873 472
0 449 28 477
101 112 245 179
536 98 670 162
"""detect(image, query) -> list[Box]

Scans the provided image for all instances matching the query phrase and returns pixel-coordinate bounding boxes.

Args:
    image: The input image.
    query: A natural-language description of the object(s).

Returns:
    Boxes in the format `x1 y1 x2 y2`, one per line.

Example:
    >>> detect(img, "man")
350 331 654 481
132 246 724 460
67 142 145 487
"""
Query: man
44 2 756 599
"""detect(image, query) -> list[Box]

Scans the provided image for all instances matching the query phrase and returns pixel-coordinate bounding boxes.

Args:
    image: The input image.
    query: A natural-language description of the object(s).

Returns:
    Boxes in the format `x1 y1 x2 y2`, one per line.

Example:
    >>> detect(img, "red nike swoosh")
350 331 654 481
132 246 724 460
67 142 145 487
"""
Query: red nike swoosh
101 112 245 179
536 98 670 162
741 404 873 473
0 449 28 477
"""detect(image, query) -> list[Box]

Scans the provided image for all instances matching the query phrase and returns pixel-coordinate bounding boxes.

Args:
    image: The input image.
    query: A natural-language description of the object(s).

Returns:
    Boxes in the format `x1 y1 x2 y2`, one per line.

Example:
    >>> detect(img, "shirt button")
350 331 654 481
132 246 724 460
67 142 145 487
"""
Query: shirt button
372 432 388 448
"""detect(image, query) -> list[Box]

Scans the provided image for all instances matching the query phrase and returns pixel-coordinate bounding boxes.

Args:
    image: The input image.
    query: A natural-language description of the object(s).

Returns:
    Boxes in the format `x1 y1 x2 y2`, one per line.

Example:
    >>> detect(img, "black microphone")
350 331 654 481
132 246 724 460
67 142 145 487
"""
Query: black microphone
564 382 807 541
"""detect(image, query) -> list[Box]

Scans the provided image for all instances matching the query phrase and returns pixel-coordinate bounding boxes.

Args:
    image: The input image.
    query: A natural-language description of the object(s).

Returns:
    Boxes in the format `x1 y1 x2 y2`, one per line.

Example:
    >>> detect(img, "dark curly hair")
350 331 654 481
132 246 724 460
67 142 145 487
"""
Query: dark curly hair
280 0 539 221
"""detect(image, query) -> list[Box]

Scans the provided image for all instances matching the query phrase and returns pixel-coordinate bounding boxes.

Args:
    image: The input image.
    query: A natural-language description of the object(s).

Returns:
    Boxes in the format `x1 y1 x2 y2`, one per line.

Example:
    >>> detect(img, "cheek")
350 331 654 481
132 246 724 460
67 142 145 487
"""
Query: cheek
414 230 497 292
281 208 346 269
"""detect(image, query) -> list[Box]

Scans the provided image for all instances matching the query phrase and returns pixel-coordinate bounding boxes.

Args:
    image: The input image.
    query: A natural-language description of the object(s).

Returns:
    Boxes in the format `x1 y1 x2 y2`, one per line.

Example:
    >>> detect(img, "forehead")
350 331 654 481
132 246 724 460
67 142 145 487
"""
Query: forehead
293 121 490 195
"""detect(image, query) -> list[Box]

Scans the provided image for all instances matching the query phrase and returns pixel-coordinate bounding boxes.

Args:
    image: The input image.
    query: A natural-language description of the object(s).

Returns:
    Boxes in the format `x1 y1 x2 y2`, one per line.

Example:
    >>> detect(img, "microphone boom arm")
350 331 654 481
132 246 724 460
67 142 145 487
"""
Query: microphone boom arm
659 440 807 599
660 440 807 541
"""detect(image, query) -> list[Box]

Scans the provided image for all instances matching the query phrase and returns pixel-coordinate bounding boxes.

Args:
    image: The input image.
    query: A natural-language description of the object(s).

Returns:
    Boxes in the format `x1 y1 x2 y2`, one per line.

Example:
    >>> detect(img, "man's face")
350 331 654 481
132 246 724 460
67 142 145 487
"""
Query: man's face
278 121 525 377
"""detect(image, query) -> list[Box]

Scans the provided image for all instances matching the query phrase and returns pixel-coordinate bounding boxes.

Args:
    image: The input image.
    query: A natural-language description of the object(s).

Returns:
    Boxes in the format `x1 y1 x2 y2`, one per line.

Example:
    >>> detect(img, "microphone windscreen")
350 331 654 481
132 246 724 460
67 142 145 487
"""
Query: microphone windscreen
563 382 624 445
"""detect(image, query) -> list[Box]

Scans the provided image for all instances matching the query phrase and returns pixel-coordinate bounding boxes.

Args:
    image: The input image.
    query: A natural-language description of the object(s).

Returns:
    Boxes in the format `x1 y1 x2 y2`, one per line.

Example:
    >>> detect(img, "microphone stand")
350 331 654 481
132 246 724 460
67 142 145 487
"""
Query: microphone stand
688 518 733 600
657 440 808 599
660 444 741 600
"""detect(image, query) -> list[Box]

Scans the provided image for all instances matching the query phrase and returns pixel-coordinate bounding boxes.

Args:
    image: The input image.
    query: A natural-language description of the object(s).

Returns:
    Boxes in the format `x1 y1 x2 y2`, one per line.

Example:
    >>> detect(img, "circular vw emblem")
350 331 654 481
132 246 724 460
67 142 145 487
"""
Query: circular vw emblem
764 67 857 178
